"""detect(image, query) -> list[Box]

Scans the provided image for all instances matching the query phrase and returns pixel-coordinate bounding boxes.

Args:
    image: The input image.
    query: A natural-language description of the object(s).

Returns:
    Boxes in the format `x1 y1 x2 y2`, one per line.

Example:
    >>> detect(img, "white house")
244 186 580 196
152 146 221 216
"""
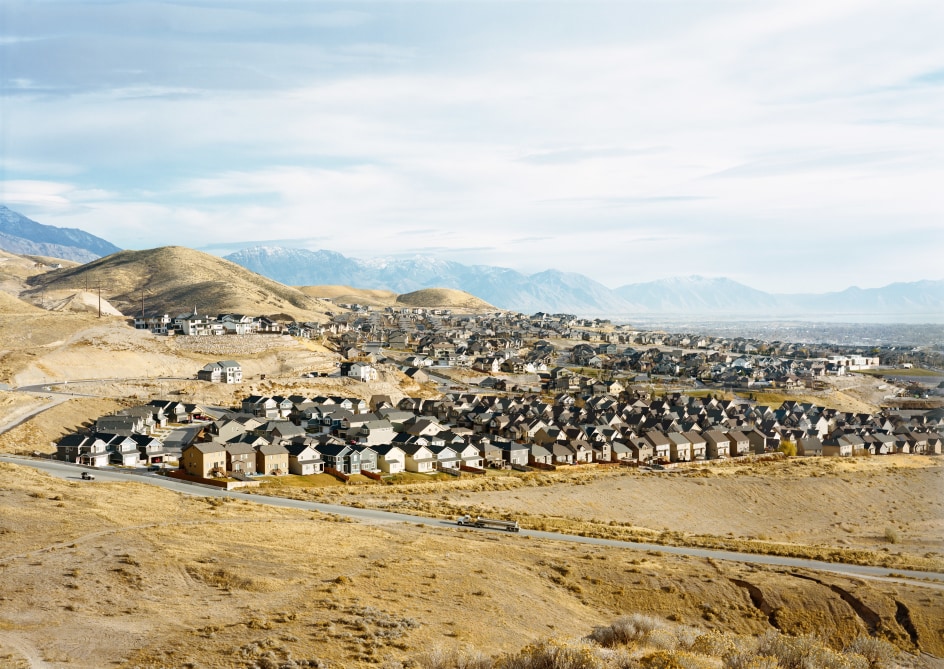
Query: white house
197 360 242 383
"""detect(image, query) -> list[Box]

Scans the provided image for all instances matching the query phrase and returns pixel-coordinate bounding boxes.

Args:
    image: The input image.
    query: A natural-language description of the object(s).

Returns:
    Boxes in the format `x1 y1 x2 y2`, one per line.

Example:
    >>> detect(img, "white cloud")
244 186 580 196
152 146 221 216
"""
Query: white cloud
2 1 942 293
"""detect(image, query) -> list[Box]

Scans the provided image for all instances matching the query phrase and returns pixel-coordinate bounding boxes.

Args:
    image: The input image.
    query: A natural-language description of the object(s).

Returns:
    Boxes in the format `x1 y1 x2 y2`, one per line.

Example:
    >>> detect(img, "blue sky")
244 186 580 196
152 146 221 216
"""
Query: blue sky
1 1 942 293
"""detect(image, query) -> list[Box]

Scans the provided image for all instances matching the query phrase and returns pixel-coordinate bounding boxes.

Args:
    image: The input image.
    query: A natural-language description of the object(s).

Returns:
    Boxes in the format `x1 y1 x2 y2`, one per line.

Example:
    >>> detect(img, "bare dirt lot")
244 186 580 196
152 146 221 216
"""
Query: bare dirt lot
1 462 943 669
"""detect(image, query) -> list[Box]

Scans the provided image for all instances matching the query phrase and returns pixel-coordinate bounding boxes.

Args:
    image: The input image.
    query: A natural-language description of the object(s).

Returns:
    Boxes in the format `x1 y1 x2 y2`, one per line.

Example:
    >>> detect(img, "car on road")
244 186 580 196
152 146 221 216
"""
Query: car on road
80 471 95 480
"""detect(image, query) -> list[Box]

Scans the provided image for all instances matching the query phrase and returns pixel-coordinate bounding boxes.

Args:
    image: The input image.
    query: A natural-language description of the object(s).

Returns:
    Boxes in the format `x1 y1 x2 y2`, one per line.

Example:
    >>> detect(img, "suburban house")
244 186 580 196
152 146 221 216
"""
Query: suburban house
822 436 854 457
224 442 257 474
56 434 109 467
500 440 530 467
181 442 227 478
797 436 824 456
130 434 166 465
703 430 731 459
644 430 672 462
682 431 707 460
725 430 751 457
98 433 141 466
372 444 406 474
667 432 692 462
352 444 379 473
197 360 242 384
339 362 379 382
284 441 325 475
256 442 289 475
241 396 279 419
400 443 437 473
317 443 361 475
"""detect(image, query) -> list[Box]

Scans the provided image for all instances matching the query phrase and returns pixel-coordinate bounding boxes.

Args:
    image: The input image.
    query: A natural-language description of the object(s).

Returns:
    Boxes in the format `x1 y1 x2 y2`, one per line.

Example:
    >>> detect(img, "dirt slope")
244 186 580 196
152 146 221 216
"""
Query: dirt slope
1 462 941 668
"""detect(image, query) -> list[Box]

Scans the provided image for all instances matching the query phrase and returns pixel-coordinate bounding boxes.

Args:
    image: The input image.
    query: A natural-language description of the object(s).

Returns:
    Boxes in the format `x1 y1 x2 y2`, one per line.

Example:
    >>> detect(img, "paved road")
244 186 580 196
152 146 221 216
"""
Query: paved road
0 395 72 436
3 454 943 587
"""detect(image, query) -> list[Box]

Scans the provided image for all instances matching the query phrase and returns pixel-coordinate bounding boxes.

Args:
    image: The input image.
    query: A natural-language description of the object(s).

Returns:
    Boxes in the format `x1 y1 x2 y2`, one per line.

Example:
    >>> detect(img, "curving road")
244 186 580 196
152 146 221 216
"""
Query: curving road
2 454 943 588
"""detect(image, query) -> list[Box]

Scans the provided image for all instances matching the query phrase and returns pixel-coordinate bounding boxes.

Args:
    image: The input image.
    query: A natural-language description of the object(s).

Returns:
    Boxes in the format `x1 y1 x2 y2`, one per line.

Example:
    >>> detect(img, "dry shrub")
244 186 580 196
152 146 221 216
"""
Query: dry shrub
689 630 739 657
498 639 604 669
417 647 493 669
589 614 664 647
645 629 679 652
639 650 714 669
186 565 278 592
723 653 779 669
756 632 867 669
844 637 899 669
672 626 701 651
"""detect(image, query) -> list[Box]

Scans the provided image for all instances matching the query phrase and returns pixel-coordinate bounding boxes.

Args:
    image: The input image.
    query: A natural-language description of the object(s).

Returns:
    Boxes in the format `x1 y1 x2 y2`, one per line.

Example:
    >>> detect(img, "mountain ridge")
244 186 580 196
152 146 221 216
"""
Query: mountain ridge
1 206 939 319
226 245 944 318
0 205 121 262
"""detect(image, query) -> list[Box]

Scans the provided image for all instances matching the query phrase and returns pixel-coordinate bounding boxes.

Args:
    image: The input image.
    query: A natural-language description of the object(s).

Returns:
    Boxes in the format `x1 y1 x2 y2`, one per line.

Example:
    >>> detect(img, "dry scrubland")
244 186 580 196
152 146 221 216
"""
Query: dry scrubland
1 462 943 669
257 456 944 573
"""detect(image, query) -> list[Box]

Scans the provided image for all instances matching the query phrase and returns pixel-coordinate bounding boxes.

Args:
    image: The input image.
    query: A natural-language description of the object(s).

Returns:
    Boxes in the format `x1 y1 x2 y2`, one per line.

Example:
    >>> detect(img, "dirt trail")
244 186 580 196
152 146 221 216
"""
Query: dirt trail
0 632 50 669
0 394 70 436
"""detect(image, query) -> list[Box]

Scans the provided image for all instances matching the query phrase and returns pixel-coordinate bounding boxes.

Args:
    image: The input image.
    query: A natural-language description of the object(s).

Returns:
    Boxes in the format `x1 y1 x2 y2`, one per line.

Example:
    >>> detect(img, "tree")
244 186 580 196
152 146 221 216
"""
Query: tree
778 440 797 457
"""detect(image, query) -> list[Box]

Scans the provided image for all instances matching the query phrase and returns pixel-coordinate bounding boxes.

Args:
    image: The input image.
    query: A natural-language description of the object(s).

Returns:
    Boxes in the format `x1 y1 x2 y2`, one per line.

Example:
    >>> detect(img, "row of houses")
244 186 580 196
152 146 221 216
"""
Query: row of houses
58 383 943 478
134 310 289 336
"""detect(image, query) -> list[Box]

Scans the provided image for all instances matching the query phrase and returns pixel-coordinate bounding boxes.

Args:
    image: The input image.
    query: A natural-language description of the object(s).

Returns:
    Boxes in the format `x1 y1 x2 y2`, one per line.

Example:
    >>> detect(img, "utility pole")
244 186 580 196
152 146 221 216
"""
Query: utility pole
98 283 102 318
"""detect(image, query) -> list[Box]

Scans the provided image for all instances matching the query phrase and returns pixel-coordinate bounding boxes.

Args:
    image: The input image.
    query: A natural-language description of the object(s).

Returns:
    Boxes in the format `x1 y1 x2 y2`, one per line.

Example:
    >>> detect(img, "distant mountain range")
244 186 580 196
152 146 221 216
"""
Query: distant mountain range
225 246 944 318
1 205 940 319
0 205 121 262
225 246 633 315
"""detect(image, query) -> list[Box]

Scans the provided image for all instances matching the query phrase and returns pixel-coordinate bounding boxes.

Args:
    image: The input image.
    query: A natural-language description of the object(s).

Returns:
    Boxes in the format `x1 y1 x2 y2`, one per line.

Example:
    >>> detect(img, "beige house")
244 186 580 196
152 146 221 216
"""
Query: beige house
181 442 227 478
256 442 289 475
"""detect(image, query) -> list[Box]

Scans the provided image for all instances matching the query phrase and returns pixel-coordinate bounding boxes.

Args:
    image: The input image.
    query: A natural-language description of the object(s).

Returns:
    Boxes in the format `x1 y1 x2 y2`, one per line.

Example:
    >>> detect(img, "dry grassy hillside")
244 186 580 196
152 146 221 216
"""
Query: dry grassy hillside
23 246 333 322
0 289 45 314
297 285 399 306
297 284 497 310
0 250 78 297
0 462 941 669
396 287 495 310
0 395 127 453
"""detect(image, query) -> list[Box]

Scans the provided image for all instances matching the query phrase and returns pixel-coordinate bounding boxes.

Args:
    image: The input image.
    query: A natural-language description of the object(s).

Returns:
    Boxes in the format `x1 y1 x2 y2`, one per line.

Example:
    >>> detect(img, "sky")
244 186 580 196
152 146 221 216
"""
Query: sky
1 0 942 293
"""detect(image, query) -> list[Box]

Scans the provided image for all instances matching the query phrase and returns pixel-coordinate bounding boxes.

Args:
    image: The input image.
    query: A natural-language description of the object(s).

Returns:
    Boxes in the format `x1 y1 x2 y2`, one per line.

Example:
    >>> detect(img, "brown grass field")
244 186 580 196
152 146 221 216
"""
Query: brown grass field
1 462 943 669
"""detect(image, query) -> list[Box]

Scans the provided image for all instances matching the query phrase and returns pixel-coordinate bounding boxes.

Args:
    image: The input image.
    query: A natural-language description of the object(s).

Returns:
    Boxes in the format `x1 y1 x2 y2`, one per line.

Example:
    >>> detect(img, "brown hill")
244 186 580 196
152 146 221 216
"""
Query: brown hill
297 285 399 306
0 289 44 314
297 285 496 311
396 287 495 310
24 246 332 322
0 249 78 298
